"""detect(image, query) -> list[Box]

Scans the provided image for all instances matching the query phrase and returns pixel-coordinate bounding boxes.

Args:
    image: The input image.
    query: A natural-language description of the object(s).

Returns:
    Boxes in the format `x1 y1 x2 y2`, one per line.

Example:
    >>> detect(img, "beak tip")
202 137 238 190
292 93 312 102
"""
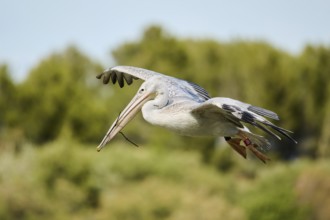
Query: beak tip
96 145 103 152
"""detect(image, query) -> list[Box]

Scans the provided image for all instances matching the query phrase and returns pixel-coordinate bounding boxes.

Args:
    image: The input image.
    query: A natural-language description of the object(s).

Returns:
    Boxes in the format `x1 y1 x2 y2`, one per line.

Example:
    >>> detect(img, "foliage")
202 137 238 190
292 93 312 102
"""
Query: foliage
238 163 310 220
5 46 109 144
0 140 244 220
1 140 327 220
295 161 330 220
0 64 17 128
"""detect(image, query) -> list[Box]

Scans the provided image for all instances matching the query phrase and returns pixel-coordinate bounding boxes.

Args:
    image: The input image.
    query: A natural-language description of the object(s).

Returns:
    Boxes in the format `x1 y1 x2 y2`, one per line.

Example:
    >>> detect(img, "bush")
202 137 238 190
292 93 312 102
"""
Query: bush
0 140 243 219
1 139 328 220
238 162 310 220
295 160 330 220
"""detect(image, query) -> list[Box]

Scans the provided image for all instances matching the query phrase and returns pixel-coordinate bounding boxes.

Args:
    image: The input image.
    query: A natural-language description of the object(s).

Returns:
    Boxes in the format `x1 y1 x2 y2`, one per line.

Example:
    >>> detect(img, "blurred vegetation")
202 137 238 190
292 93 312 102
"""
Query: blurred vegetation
1 25 330 219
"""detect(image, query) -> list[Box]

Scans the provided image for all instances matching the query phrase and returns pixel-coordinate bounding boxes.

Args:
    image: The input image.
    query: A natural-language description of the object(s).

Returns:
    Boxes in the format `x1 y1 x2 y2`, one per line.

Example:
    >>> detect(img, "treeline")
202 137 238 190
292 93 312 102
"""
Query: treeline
1 26 330 159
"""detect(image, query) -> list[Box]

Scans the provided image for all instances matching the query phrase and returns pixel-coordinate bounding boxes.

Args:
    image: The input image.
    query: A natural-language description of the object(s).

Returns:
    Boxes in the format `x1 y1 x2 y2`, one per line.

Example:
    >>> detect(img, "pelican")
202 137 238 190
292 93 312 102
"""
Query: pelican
96 66 297 163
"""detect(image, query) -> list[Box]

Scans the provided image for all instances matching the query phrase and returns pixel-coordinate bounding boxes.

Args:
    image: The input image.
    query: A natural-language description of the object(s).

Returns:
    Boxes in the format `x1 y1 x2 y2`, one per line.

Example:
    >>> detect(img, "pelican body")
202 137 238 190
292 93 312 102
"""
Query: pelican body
96 66 297 163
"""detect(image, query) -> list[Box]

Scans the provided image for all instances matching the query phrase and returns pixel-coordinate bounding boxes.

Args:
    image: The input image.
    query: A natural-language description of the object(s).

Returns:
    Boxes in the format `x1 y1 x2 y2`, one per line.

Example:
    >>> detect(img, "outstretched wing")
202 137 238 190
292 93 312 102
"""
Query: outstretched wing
96 66 163 88
97 66 211 102
192 97 297 143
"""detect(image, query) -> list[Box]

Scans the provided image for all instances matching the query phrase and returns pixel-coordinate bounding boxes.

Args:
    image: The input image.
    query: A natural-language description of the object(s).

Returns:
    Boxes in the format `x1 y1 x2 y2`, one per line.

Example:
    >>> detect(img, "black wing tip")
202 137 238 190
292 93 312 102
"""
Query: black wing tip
277 130 298 144
280 131 298 144
241 108 298 144
96 68 133 87
96 68 113 84
221 103 297 144
262 121 298 144
96 73 103 79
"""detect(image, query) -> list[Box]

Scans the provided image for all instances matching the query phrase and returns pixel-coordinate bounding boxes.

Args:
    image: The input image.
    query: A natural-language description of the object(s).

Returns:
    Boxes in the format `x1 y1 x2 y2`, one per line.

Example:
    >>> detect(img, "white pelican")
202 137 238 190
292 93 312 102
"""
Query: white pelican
96 66 297 163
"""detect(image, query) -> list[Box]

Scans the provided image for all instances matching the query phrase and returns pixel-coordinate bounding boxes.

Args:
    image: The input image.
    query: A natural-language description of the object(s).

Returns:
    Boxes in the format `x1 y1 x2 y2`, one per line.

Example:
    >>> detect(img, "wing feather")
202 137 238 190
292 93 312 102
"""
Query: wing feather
187 81 211 100
97 66 162 87
191 103 244 128
248 105 279 120
97 66 210 102
192 98 297 143
110 72 117 84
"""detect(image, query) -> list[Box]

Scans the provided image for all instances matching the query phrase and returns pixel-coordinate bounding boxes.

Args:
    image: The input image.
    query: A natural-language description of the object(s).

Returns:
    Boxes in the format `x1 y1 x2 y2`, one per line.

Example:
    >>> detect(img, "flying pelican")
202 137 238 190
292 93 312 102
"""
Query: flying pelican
96 66 297 163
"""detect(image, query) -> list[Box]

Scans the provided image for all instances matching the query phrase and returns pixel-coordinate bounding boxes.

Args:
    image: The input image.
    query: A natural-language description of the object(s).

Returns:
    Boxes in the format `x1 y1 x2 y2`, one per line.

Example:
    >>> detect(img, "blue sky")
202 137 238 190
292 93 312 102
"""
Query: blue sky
1 0 329 81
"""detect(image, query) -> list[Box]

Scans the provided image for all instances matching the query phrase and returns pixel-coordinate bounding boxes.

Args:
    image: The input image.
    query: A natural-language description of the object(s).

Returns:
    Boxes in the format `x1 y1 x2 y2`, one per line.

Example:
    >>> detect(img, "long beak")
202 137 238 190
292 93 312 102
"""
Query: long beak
97 91 154 152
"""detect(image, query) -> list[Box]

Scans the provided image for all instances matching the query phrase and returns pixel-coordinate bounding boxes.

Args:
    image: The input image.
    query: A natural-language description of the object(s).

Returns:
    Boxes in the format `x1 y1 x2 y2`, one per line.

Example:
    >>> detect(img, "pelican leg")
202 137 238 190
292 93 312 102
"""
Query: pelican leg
225 137 247 159
243 138 270 164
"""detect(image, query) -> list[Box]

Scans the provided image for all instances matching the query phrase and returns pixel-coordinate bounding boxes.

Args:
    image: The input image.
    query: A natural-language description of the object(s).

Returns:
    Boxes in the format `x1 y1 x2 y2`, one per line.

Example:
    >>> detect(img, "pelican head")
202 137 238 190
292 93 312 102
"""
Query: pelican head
97 76 169 151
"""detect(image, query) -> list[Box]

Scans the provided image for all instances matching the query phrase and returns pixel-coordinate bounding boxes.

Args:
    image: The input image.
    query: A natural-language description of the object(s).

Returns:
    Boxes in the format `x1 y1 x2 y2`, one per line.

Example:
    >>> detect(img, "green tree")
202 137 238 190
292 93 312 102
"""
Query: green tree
113 25 189 75
298 46 330 157
17 46 106 143
0 64 17 129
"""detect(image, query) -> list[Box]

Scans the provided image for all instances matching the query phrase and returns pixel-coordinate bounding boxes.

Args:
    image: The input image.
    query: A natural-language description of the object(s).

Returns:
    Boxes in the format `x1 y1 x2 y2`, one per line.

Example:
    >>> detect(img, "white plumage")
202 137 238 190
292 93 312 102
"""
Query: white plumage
96 66 296 163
